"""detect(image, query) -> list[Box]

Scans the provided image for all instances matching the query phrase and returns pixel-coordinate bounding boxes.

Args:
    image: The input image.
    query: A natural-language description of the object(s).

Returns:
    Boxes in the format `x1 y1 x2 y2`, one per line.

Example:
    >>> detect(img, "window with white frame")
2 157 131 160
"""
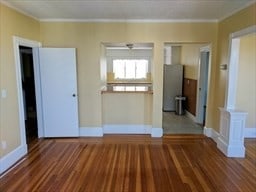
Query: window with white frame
113 59 148 79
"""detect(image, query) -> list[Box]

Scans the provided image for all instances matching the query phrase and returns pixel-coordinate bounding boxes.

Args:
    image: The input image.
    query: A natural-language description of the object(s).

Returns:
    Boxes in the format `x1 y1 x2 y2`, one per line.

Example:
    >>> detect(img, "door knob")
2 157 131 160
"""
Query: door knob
72 94 76 97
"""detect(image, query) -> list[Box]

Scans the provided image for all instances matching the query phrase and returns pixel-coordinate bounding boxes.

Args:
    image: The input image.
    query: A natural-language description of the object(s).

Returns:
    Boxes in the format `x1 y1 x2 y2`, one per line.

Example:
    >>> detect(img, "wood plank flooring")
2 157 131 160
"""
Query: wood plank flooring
0 135 255 192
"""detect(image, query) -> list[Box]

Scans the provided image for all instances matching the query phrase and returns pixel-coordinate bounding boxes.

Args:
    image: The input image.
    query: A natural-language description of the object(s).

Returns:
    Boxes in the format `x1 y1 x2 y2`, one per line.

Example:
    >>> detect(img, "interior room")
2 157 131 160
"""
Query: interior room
0 0 255 191
162 43 210 134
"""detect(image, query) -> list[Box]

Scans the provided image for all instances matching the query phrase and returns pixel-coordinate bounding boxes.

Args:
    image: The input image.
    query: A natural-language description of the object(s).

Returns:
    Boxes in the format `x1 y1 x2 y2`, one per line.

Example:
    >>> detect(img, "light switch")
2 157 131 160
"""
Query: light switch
1 89 7 98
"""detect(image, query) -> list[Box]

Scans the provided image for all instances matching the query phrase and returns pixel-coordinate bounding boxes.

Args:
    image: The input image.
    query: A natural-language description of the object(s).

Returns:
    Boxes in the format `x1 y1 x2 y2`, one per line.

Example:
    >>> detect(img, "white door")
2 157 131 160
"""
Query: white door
39 48 79 137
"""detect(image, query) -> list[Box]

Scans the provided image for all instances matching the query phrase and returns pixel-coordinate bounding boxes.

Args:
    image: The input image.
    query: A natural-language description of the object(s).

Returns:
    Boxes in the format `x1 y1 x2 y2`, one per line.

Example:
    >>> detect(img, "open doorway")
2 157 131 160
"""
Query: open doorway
162 43 210 134
196 46 211 126
19 46 38 146
216 26 256 157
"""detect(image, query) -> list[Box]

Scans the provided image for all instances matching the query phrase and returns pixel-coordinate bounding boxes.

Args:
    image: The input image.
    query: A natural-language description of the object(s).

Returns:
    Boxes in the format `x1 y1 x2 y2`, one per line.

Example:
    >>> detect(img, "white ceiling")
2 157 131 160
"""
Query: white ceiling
2 0 255 22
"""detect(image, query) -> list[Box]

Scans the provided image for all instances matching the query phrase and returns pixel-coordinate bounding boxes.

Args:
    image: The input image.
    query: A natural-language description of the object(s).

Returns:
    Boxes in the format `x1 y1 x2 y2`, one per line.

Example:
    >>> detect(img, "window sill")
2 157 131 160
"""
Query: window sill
101 84 153 94
107 80 152 84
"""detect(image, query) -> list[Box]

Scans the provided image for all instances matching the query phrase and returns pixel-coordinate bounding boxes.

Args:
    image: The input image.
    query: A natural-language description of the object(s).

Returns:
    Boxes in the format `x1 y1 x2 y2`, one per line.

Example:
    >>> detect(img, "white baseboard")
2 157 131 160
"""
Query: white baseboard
0 144 27 175
151 127 163 137
80 125 163 138
185 110 196 122
244 128 256 138
217 136 245 157
80 126 254 138
203 127 219 143
103 124 152 134
204 127 245 157
79 127 103 137
203 127 212 137
204 127 256 140
204 127 255 157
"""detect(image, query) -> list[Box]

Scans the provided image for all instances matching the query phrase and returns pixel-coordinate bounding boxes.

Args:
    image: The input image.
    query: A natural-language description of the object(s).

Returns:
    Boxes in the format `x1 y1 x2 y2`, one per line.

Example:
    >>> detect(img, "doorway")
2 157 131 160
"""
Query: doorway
162 43 209 134
196 47 210 126
13 36 42 153
19 46 38 146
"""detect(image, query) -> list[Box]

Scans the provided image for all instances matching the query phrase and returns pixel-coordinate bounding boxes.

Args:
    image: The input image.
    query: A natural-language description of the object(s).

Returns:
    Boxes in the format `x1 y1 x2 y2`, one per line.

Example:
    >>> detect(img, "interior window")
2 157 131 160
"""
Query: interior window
113 59 148 79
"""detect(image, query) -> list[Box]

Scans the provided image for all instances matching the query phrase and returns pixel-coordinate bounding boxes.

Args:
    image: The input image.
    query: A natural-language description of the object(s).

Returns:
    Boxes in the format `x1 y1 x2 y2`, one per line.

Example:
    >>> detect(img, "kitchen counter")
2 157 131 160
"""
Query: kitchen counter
101 84 153 94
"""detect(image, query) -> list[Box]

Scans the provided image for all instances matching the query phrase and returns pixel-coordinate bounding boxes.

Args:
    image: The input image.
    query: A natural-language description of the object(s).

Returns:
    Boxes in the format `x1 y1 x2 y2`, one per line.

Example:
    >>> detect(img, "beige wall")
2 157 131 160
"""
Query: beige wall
40 22 218 131
213 3 256 131
0 3 40 156
181 44 204 80
102 93 152 125
236 34 256 128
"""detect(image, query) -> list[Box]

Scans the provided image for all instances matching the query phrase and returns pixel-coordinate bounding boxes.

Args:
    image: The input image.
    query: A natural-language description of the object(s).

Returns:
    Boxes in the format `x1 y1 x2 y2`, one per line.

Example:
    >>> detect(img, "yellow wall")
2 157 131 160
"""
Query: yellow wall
40 22 218 130
213 3 256 131
102 93 152 125
181 44 205 80
0 3 40 156
236 34 256 128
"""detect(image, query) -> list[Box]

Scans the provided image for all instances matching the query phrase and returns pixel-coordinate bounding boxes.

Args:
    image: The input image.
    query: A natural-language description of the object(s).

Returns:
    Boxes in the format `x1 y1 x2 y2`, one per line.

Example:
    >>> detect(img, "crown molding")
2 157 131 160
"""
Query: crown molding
219 0 256 22
0 0 39 21
39 18 218 23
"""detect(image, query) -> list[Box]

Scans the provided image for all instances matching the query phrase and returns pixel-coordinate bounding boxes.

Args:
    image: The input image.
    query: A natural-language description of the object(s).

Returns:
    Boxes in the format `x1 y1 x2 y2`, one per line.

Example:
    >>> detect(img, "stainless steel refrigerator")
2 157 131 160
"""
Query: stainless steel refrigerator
163 64 183 111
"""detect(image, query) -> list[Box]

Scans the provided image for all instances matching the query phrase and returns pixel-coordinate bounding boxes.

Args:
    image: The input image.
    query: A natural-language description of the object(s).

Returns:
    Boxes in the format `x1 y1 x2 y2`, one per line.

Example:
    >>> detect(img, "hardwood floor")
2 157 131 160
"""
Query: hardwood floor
1 135 255 192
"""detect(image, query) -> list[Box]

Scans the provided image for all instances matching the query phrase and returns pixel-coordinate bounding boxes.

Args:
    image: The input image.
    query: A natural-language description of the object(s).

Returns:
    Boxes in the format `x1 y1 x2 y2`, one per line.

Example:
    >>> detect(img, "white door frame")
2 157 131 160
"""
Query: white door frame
225 25 256 109
13 36 42 151
196 45 211 124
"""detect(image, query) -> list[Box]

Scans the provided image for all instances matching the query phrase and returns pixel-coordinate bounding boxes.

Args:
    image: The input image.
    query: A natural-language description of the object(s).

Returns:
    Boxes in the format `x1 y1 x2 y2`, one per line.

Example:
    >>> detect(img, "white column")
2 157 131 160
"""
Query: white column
217 108 247 157
224 39 240 109
217 29 251 158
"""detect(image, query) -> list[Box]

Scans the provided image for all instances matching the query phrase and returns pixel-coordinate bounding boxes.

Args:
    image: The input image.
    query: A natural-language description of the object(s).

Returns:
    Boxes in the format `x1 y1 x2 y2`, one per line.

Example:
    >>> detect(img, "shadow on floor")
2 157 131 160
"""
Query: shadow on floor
163 112 203 134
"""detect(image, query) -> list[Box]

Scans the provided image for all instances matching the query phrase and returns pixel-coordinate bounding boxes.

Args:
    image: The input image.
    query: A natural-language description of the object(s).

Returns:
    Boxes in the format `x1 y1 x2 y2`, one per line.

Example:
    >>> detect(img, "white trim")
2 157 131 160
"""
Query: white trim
40 18 218 23
79 127 103 137
231 25 256 39
13 36 42 148
185 110 196 122
80 126 164 137
217 137 245 158
244 128 256 138
196 45 211 124
0 144 27 175
103 124 152 134
203 127 219 143
151 127 163 138
204 127 255 140
32 48 44 138
225 38 240 109
0 0 39 21
219 1 256 22
225 25 256 109
218 108 247 157
203 127 212 137
199 45 211 53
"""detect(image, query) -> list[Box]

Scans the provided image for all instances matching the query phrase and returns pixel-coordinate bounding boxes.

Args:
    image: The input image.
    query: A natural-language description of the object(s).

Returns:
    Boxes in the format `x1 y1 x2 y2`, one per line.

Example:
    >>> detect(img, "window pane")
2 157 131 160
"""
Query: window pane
125 86 135 91
136 86 147 91
136 60 147 78
113 86 125 91
113 60 125 79
125 60 136 79
113 59 148 79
